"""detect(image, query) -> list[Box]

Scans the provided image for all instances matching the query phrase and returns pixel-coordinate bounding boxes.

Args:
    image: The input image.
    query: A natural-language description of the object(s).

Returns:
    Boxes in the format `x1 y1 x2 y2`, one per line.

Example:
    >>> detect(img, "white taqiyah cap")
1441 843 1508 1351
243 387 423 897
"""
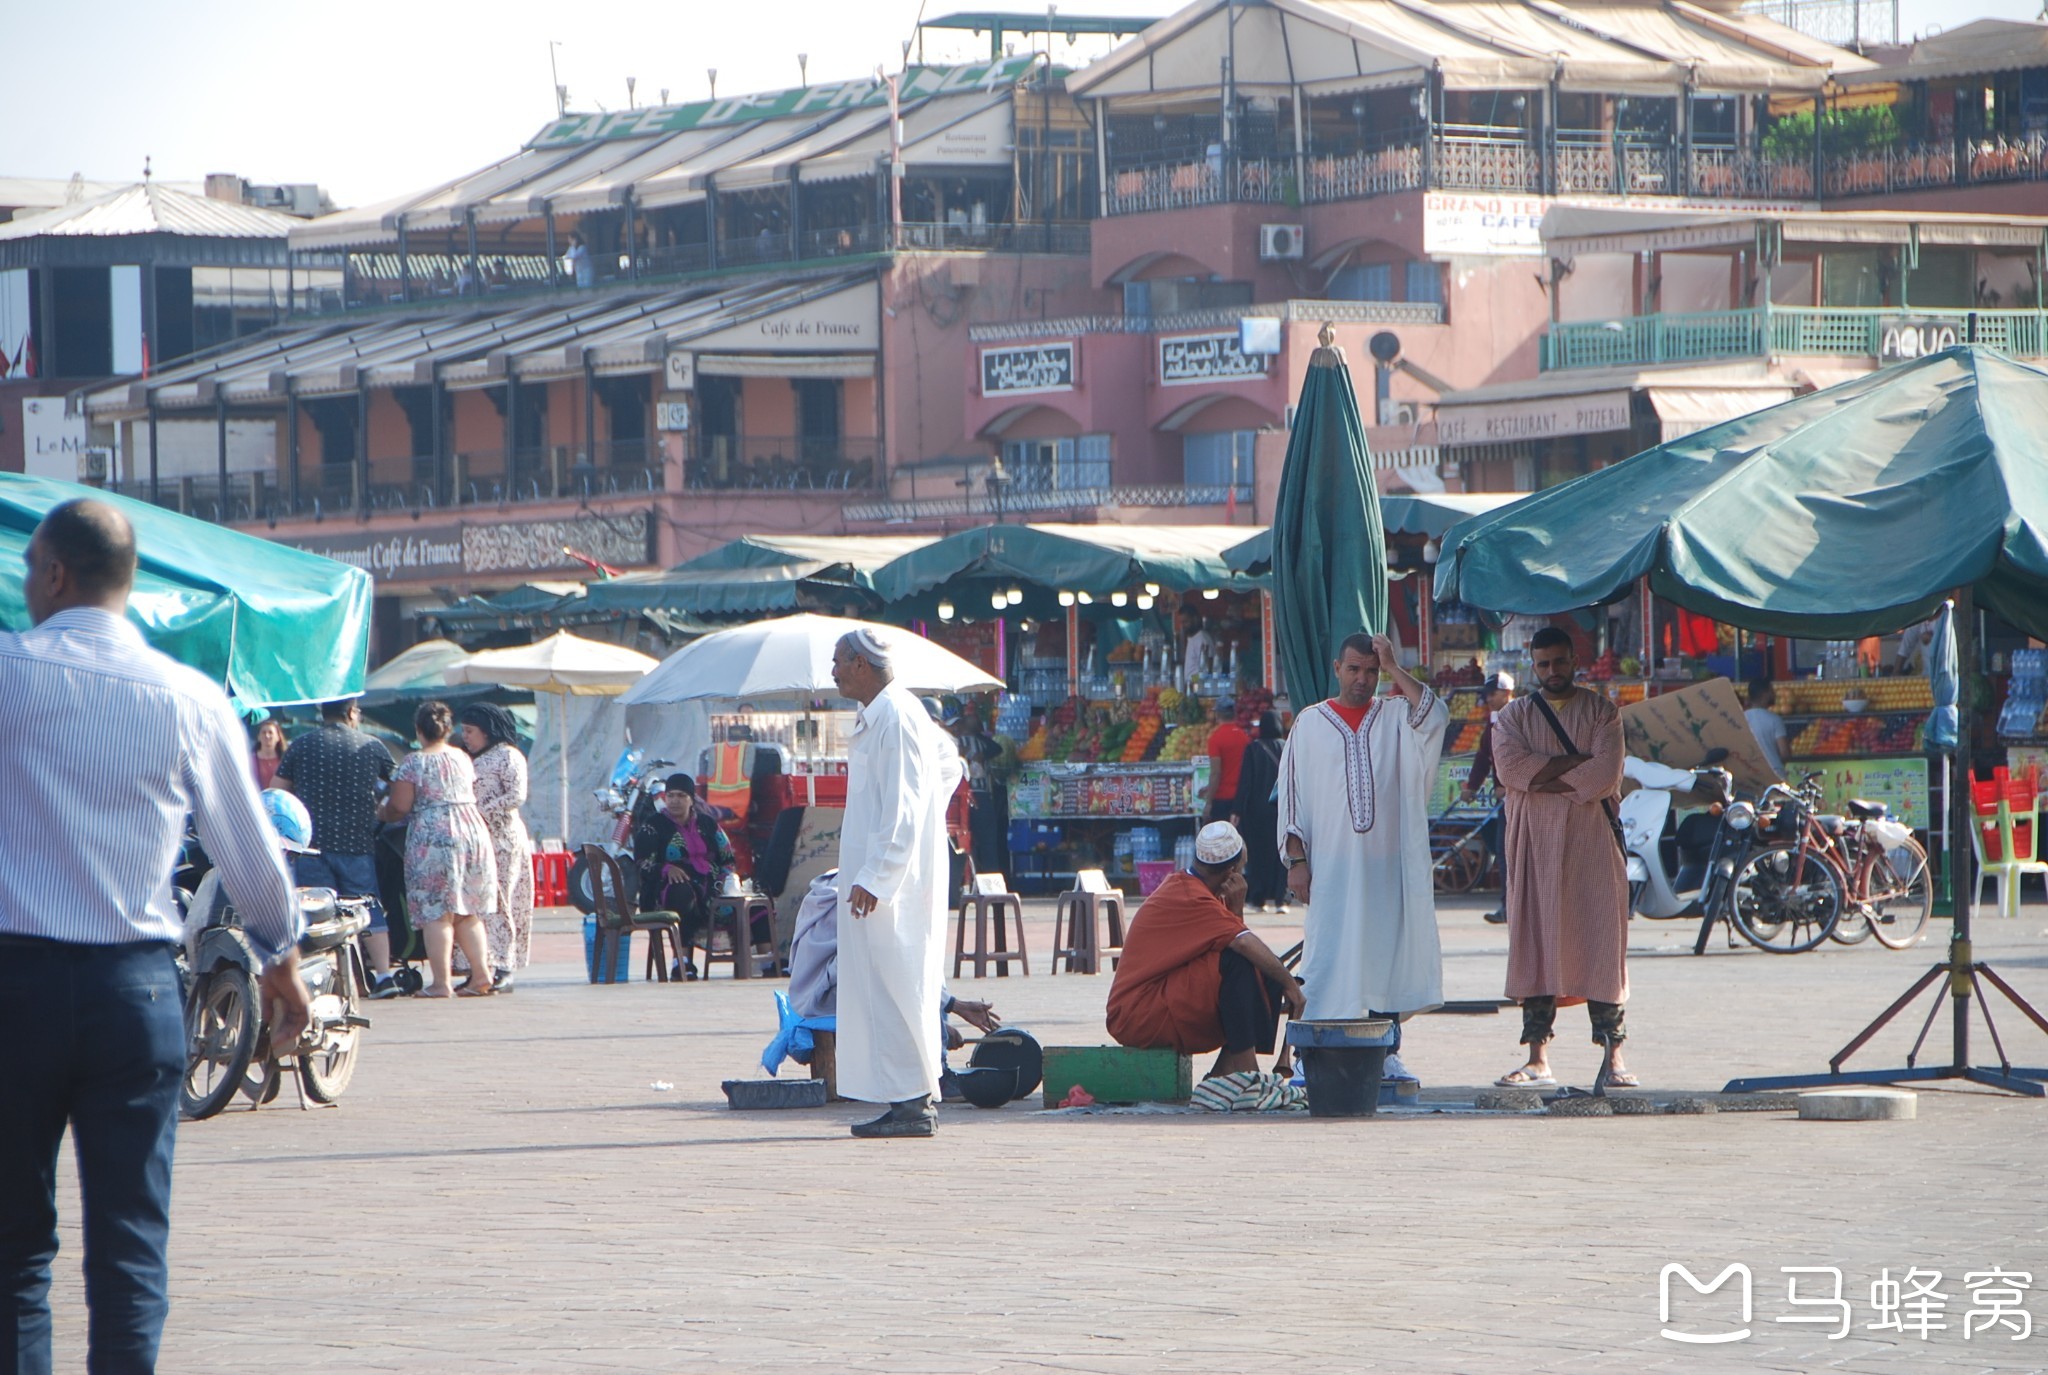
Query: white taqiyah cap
1195 821 1245 865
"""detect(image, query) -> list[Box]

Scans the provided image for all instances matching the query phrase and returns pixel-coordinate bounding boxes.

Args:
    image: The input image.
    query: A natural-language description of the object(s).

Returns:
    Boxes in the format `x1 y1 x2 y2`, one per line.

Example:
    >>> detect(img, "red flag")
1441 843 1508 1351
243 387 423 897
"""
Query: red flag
561 545 621 579
18 333 34 380
0 339 12 380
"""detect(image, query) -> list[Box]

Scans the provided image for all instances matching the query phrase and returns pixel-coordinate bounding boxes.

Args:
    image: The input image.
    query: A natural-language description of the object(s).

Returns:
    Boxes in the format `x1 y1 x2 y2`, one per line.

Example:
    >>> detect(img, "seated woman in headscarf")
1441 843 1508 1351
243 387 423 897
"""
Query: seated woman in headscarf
1106 821 1305 1080
632 773 769 974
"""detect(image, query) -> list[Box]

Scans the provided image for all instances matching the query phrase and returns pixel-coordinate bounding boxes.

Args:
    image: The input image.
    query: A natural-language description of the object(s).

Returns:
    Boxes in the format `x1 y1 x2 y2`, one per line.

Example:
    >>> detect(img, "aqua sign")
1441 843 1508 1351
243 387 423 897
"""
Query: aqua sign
528 57 1042 149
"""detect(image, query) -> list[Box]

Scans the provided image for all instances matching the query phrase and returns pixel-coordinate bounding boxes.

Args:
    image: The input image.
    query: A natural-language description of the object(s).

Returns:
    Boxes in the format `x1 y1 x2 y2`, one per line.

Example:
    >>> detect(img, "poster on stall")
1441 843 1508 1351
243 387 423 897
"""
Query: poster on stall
1431 755 1476 814
1620 677 1777 793
1789 756 1932 829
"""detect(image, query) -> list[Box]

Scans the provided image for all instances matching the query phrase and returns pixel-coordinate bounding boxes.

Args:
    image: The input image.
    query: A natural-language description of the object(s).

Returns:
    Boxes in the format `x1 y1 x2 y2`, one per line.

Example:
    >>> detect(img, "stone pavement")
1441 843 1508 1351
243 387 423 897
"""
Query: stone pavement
43 898 2048 1373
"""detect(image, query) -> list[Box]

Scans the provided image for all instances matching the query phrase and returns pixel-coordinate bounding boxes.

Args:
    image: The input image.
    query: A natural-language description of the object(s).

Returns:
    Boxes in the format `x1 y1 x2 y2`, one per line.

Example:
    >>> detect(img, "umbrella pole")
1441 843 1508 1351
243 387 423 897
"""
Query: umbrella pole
557 693 571 843
1727 585 2048 1098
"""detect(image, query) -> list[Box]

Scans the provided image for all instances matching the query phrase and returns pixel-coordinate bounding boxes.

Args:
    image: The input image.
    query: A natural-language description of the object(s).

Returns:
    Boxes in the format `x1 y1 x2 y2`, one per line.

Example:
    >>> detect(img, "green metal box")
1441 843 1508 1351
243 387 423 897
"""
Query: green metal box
1041 1045 1193 1106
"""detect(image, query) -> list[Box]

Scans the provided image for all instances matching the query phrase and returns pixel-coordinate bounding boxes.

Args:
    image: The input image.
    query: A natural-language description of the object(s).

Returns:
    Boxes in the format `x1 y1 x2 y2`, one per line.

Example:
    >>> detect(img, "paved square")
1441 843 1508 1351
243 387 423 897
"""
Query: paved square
44 900 2048 1372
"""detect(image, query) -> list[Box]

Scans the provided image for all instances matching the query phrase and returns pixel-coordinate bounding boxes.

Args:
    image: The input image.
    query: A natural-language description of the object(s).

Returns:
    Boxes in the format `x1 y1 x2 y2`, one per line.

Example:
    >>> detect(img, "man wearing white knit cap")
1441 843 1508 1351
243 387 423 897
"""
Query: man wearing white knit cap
1107 821 1304 1079
830 627 963 1138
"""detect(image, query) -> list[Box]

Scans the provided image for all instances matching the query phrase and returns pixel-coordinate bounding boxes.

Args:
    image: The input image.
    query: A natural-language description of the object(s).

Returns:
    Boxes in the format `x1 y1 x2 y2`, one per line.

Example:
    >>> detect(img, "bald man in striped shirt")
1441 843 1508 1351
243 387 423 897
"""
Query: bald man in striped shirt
1 499 309 1375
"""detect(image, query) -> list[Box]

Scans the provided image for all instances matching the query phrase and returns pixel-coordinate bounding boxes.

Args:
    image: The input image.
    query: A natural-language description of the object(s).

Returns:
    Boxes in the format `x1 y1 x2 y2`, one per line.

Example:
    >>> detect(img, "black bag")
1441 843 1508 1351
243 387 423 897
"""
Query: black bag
1527 693 1628 863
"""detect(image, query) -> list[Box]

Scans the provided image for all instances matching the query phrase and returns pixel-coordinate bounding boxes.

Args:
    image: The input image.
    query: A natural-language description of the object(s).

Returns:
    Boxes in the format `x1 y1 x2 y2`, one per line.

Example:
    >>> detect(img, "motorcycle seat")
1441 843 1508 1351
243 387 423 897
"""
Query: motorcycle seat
295 888 367 953
1846 798 1889 820
1817 814 1849 836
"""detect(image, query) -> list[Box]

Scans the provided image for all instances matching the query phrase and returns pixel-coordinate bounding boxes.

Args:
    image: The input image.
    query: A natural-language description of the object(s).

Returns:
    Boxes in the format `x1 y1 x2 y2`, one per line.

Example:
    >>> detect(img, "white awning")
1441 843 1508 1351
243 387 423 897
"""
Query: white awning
1648 385 1796 440
697 353 875 378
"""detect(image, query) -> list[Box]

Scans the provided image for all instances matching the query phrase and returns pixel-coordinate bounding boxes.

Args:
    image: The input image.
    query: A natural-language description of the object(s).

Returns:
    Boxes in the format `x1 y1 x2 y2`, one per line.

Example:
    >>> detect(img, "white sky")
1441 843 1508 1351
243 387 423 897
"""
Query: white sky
1 0 2041 210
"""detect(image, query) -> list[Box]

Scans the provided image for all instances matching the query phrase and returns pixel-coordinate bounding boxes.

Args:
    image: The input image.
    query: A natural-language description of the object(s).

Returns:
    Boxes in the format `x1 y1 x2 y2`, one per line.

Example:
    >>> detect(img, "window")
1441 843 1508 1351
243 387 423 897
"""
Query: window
1328 263 1393 301
1003 435 1110 491
1405 261 1444 306
1183 431 1256 498
1123 277 1253 317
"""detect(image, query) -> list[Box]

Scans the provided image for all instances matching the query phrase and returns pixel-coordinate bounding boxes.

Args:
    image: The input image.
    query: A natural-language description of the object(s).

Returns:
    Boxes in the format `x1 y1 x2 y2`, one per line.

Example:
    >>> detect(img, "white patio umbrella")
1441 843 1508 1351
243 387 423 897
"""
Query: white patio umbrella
444 631 658 837
620 613 1003 707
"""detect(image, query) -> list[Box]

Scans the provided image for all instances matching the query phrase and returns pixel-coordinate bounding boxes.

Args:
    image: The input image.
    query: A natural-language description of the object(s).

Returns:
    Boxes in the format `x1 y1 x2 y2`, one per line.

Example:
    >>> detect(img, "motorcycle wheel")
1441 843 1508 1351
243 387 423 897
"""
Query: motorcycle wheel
1866 836 1934 950
1729 844 1844 954
182 968 257 1121
566 854 599 915
301 946 365 1103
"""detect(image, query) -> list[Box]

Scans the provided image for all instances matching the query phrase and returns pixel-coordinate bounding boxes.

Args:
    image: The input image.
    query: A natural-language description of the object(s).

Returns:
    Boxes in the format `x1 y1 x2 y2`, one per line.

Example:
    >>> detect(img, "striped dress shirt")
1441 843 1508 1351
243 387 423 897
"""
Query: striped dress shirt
0 607 302 961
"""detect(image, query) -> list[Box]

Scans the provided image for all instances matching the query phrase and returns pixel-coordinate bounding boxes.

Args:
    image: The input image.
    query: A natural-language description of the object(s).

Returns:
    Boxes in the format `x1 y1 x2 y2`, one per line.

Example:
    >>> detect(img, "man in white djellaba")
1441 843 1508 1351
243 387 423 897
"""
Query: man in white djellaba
830 628 964 1139
1277 631 1448 1084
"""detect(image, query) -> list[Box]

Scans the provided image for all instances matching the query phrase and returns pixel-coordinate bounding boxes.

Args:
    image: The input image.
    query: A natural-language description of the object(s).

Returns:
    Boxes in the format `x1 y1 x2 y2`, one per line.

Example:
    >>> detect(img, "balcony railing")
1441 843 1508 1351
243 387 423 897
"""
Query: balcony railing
686 435 879 491
1303 144 1424 202
1689 147 1814 199
1822 137 2048 197
967 298 1443 344
1542 306 2048 370
1434 132 1541 193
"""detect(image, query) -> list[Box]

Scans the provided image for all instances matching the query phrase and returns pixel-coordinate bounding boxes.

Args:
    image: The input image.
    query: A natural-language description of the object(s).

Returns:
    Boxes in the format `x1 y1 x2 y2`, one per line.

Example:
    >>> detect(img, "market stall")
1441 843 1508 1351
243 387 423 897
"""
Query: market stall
869 523 1265 892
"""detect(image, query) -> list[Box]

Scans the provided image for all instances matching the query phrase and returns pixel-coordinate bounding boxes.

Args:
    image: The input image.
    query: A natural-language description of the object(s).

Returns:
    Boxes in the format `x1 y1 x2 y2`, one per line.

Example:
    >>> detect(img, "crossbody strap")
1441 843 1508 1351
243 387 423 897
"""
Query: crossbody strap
1527 694 1628 861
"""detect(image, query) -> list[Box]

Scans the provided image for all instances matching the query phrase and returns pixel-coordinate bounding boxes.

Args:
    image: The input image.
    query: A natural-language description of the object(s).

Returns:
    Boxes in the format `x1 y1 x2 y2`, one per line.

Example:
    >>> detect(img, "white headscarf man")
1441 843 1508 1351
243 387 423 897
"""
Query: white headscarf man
829 628 964 1139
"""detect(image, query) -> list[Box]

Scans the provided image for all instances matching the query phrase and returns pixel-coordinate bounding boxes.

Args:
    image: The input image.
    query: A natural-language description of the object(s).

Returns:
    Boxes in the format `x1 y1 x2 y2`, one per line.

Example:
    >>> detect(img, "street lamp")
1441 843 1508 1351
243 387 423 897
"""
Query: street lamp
986 456 1012 521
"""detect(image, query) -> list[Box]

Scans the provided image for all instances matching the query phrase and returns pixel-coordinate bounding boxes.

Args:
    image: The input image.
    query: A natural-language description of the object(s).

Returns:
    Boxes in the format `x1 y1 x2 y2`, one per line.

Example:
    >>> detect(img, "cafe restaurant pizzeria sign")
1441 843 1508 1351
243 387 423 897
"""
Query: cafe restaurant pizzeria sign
529 57 1040 149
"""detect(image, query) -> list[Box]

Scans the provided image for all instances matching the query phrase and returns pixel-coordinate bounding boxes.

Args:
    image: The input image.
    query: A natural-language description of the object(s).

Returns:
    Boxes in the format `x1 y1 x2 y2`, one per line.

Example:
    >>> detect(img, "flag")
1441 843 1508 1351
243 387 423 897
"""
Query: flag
561 545 620 579
18 333 35 380
0 339 11 379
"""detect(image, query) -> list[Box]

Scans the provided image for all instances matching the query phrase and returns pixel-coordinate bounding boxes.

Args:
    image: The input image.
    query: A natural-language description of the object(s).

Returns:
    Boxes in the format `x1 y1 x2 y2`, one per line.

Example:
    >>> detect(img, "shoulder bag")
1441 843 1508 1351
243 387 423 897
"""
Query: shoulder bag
1526 694 1628 862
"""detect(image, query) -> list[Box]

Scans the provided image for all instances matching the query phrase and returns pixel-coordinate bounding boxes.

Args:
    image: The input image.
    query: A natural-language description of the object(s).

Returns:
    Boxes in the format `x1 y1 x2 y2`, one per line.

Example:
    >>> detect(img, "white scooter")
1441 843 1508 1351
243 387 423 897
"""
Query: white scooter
1617 750 1762 955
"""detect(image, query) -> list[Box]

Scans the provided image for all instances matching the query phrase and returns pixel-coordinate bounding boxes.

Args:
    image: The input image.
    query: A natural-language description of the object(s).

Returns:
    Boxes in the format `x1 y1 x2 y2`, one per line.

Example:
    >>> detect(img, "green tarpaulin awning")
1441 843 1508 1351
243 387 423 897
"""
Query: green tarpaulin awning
673 534 942 582
0 473 371 707
584 561 880 618
871 523 1260 610
1221 494 1530 576
1432 347 2048 641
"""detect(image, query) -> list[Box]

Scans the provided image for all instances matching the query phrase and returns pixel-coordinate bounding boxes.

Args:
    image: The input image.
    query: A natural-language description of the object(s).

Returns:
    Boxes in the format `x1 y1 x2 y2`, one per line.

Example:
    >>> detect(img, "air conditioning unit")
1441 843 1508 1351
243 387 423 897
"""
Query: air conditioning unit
1259 223 1305 261
1378 400 1420 427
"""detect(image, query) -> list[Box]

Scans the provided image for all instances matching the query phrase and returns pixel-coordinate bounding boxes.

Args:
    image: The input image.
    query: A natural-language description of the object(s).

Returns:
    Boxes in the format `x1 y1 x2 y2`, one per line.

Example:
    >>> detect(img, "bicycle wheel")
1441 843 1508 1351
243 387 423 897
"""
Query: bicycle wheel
1865 835 1933 950
1729 844 1844 953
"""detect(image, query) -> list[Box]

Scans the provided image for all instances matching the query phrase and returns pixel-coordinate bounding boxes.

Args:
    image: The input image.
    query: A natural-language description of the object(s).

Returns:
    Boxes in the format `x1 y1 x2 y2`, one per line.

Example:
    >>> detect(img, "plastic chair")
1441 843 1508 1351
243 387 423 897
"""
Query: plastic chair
953 873 1030 978
580 845 688 984
1969 800 2048 920
1050 869 1125 975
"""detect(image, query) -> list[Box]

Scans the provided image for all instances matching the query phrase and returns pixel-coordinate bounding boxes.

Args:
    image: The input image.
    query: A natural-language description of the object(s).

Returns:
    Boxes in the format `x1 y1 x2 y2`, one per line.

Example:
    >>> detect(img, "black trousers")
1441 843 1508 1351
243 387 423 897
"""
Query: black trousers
1240 808 1284 908
1520 996 1627 1047
1217 948 1290 1055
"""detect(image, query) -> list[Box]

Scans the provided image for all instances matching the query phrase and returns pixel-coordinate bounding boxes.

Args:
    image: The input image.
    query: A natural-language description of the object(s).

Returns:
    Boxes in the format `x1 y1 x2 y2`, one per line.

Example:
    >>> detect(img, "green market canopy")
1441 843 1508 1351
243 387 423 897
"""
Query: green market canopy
0 473 371 707
1431 347 2048 642
673 534 942 584
1221 494 1529 576
870 522 1260 619
584 561 880 619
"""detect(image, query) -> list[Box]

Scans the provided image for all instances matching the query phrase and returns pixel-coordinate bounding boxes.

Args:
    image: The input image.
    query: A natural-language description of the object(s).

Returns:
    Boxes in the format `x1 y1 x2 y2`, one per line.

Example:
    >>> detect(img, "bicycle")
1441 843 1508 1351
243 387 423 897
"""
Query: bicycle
1726 778 1848 953
1777 772 1934 950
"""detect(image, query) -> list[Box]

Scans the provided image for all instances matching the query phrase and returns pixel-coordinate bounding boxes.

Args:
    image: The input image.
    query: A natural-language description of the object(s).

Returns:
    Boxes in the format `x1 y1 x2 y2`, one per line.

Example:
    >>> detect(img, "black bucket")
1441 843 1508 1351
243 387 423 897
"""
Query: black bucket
1298 1045 1388 1118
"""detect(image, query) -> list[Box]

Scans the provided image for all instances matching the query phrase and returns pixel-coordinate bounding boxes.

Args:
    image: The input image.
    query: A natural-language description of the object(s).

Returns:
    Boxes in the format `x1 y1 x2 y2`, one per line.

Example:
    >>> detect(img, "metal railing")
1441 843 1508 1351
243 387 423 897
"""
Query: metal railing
1432 134 1541 193
686 435 879 491
1542 306 2048 370
1689 147 1814 199
843 482 1259 522
968 298 1443 344
1302 143 1425 202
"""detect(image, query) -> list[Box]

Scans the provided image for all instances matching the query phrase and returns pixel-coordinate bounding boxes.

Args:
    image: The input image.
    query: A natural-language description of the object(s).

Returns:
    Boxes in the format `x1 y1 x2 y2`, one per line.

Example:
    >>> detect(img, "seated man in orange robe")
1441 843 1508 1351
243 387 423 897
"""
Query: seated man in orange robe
1106 822 1305 1079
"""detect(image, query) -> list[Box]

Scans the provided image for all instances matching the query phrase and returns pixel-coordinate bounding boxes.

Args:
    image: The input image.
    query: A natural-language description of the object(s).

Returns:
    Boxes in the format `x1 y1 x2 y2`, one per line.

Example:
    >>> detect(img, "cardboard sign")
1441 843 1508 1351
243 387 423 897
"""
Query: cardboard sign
1620 678 1777 794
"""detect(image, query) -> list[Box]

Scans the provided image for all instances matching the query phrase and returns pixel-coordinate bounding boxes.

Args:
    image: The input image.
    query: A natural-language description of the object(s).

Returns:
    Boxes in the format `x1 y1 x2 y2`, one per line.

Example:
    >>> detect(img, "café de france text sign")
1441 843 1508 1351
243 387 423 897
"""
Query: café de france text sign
980 342 1075 397
288 510 653 583
1158 332 1267 386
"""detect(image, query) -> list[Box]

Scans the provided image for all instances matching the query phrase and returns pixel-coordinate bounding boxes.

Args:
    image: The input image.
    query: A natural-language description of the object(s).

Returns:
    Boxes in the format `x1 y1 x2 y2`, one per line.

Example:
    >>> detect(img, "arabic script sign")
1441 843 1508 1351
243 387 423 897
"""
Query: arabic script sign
980 342 1075 397
1159 332 1267 386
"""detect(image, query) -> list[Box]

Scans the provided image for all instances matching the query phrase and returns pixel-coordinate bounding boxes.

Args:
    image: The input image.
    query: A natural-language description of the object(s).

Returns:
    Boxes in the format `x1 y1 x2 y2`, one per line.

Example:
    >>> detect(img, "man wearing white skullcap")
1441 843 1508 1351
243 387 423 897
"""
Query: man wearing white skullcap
1106 821 1305 1079
829 628 962 1138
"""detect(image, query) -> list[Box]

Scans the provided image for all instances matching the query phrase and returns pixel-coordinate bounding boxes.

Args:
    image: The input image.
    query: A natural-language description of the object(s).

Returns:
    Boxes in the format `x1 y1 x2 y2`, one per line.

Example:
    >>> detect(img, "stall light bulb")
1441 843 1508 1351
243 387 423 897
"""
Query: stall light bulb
1111 591 1129 607
991 590 1009 610
1144 582 1160 597
1077 591 1094 605
1202 588 1221 600
938 600 955 621
1058 590 1076 607
1137 594 1155 611
1007 588 1024 606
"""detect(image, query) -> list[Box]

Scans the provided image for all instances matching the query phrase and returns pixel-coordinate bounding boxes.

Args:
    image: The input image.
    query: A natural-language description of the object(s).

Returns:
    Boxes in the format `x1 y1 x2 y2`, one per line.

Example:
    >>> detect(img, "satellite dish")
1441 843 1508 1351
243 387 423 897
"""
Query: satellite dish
1368 331 1402 364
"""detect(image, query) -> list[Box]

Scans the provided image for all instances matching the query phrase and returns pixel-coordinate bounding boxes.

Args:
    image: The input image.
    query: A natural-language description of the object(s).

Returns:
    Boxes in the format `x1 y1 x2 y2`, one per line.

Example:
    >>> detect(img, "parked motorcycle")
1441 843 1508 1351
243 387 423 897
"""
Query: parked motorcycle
567 746 674 913
1618 750 1763 954
181 875 373 1119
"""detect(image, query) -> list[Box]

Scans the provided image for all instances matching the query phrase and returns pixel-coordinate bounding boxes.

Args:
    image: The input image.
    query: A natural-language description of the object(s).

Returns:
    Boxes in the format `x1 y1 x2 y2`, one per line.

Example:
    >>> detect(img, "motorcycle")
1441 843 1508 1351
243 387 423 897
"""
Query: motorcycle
181 875 373 1119
567 746 674 913
1617 749 1765 954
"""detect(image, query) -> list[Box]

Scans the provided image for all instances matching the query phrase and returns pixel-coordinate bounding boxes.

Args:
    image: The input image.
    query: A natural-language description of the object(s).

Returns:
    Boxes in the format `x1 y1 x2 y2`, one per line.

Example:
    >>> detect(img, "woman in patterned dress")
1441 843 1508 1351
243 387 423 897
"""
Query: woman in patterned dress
378 701 499 998
459 703 533 993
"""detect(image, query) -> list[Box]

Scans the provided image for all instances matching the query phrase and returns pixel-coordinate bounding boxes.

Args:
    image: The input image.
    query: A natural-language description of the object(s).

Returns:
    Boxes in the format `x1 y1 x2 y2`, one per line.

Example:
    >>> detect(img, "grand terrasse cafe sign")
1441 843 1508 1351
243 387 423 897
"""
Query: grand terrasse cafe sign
288 511 653 584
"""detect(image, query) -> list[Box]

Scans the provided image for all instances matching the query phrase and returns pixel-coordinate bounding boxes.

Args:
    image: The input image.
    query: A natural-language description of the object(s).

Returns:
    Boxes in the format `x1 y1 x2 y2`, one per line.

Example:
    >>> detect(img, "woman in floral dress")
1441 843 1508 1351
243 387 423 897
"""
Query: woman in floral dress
378 701 499 998
459 703 533 992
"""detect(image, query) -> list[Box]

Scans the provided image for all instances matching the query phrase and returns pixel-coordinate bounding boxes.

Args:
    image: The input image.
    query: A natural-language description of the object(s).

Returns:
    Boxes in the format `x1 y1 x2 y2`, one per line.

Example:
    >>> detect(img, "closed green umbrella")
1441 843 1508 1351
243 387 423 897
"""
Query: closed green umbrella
1432 346 2048 1096
1271 330 1387 705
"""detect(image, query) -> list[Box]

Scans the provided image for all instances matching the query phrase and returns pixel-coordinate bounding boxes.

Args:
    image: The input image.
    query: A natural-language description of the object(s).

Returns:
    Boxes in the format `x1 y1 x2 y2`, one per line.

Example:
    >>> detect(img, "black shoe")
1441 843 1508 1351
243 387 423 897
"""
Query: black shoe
850 1097 937 1138
491 968 515 993
1483 909 1508 925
